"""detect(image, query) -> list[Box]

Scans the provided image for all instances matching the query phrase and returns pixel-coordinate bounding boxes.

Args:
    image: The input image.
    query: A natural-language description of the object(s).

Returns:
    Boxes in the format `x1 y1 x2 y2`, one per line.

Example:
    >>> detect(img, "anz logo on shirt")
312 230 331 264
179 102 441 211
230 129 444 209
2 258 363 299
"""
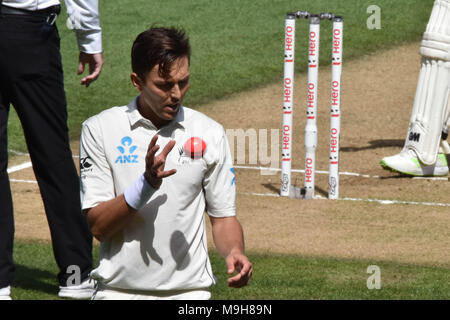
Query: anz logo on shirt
115 136 139 164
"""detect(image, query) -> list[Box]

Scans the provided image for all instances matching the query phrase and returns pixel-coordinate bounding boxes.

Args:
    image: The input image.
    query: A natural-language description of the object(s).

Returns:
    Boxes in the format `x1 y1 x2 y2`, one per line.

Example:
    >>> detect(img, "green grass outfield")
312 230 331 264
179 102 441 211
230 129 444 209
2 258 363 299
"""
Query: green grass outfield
7 0 432 152
11 240 450 300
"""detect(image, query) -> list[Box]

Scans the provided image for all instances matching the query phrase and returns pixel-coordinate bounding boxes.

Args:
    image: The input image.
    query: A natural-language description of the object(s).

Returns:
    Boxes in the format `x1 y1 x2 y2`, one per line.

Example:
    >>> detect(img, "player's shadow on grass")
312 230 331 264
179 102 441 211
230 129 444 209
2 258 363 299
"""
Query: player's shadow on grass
12 264 57 295
341 139 404 152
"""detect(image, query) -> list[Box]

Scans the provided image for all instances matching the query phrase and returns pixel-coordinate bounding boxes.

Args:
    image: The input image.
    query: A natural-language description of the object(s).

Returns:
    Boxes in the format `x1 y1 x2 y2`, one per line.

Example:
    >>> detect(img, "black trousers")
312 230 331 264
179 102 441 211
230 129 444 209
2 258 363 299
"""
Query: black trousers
0 11 92 287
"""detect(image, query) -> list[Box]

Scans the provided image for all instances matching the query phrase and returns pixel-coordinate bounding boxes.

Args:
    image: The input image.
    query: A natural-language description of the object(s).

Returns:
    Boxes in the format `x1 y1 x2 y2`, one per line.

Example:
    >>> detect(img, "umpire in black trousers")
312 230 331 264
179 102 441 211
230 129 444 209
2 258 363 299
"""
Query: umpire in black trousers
0 0 103 299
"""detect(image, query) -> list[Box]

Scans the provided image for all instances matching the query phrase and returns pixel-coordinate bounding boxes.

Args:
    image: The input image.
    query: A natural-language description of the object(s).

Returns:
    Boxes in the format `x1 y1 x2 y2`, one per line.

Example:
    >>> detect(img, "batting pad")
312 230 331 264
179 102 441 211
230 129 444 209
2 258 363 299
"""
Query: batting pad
404 0 450 165
405 59 450 165
420 0 450 61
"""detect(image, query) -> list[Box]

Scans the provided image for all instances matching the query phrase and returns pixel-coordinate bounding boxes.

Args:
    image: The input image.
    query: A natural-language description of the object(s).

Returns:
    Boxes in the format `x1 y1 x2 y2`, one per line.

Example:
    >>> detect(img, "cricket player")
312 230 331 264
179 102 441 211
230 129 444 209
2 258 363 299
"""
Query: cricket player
79 27 252 299
380 0 450 176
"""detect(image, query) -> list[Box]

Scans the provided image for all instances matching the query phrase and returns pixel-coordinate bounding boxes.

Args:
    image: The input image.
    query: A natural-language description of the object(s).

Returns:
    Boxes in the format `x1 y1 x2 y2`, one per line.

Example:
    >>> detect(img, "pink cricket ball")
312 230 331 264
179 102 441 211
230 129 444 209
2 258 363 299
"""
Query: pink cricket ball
184 137 206 159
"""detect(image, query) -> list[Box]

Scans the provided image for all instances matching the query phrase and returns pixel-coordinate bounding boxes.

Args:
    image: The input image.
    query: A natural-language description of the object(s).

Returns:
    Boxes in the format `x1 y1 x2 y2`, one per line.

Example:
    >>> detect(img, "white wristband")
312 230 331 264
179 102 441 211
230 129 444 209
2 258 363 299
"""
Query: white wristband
123 174 156 210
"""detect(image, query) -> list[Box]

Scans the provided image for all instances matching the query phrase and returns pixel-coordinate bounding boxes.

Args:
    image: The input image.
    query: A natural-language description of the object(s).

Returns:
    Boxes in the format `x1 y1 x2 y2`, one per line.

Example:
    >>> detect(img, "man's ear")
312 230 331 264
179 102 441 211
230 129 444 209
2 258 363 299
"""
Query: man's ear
130 73 143 91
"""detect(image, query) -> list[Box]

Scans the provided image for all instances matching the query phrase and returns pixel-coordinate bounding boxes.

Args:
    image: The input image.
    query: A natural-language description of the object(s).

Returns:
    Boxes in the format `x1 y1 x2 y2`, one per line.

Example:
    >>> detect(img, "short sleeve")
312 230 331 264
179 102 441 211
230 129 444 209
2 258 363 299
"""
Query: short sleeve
202 130 236 217
79 118 115 210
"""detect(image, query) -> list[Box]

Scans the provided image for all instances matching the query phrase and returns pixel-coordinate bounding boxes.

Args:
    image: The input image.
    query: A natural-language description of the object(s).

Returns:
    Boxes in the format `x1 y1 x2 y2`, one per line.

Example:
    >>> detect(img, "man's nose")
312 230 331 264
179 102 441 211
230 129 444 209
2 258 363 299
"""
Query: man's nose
170 84 181 101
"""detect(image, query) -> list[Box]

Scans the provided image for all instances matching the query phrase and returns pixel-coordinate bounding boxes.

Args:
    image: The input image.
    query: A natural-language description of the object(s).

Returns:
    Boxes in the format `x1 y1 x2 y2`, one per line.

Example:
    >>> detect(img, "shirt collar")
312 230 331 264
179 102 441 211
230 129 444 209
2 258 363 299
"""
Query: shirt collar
126 95 186 131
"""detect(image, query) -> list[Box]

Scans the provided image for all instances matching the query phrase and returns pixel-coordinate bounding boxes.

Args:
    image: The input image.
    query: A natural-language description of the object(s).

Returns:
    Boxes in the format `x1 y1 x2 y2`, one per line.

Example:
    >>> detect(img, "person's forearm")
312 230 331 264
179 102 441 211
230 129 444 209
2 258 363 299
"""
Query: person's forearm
211 217 245 258
210 216 252 288
85 195 136 242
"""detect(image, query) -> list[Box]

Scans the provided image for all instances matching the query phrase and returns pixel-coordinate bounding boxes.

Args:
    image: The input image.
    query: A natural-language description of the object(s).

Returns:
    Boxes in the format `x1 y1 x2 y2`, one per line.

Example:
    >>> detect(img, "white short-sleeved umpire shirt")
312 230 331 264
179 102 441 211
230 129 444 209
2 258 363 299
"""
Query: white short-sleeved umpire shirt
79 96 236 292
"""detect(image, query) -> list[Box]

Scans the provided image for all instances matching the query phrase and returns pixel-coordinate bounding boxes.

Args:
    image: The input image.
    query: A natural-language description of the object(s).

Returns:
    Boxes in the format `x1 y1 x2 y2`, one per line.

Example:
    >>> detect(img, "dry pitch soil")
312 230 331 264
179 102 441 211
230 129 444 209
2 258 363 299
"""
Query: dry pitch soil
9 42 450 268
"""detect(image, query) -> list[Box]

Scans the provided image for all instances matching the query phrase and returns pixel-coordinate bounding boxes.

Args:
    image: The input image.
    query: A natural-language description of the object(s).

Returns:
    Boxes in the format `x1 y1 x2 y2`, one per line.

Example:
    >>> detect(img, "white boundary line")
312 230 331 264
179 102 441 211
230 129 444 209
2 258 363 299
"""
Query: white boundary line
8 150 29 156
7 160 447 181
7 153 79 181
235 165 373 177
6 161 449 206
234 165 448 181
235 165 449 207
7 162 32 174
238 192 450 207
10 179 37 184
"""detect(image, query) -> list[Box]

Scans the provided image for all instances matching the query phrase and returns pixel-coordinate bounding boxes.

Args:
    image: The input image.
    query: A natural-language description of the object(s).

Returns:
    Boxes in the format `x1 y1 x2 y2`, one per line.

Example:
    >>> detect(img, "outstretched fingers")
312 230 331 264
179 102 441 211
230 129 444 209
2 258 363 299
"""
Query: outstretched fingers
145 135 177 188
160 139 176 158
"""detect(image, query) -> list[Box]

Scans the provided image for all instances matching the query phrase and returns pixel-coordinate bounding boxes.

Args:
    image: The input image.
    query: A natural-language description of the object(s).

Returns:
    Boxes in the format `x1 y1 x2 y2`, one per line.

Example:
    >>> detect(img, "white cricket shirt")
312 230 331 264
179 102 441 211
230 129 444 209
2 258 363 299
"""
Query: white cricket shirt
80 96 236 291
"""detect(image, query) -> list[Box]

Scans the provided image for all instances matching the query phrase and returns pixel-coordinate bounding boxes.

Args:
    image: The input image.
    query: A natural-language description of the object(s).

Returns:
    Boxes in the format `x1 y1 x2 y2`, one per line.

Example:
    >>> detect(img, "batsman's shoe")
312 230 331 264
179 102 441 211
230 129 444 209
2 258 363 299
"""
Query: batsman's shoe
58 278 96 299
380 149 449 176
0 286 12 300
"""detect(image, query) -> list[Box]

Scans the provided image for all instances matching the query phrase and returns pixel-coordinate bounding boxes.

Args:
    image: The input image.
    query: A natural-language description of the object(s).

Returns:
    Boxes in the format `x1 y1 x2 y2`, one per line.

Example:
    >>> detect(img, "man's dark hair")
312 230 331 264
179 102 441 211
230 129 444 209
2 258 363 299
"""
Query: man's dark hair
131 27 191 80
